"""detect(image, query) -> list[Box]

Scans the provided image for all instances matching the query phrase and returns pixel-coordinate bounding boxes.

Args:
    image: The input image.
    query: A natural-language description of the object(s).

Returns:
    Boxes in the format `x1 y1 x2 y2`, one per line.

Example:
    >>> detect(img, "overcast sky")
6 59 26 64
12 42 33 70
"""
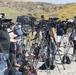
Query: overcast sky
33 0 76 4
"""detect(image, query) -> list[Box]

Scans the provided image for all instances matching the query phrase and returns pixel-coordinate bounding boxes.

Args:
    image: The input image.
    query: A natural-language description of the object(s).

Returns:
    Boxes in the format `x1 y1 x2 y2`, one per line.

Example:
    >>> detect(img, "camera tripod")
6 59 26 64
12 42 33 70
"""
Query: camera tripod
34 29 66 75
60 32 72 64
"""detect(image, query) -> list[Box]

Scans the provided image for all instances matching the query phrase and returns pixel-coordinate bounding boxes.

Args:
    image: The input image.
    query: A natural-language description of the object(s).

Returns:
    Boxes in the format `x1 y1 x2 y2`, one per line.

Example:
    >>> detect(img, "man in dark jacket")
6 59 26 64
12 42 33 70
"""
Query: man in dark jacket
0 19 11 53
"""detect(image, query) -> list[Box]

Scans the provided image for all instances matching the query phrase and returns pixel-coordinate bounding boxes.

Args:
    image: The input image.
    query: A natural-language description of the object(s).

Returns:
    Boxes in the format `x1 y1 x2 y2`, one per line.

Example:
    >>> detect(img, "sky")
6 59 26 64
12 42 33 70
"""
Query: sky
32 0 76 4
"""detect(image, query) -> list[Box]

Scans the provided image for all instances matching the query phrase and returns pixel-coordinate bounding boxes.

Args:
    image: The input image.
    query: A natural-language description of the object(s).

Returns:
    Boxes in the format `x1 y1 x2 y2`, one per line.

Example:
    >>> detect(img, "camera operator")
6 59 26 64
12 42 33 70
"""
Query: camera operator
7 22 29 75
70 16 76 56
67 19 73 28
0 19 10 53
46 29 57 64
56 20 64 46
14 21 24 52
70 26 76 56
14 21 23 40
39 15 49 40
0 18 13 75
61 20 68 34
73 16 76 27
39 15 47 30
39 28 57 70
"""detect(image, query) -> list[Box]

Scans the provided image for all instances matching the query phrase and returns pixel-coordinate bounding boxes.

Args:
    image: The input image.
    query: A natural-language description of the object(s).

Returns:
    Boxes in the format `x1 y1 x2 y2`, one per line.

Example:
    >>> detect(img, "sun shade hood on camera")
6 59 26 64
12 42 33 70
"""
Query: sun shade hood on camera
49 17 59 20
53 17 59 20
62 20 67 23
2 19 12 22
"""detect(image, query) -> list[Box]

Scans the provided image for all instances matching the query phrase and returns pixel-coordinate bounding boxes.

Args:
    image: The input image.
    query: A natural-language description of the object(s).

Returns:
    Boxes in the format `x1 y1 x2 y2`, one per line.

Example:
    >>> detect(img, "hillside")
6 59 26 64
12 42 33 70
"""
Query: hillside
56 3 76 20
0 0 32 2
0 1 75 22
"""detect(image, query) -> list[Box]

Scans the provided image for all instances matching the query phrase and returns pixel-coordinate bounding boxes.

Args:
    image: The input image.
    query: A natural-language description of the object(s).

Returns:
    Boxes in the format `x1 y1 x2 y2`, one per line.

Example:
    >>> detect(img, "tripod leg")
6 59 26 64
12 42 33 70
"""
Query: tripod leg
71 55 74 62
55 59 61 74
43 55 52 75
57 48 66 70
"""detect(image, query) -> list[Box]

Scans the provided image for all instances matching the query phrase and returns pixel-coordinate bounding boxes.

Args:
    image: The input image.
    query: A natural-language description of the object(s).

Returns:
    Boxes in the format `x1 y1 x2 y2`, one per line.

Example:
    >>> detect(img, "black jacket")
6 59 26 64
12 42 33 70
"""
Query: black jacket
0 29 10 53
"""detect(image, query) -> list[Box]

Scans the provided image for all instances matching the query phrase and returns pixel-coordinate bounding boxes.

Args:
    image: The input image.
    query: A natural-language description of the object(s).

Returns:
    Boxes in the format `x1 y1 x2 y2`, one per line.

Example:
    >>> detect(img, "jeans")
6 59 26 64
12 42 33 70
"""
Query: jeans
73 40 76 55
0 53 9 75
51 42 57 55
8 67 22 75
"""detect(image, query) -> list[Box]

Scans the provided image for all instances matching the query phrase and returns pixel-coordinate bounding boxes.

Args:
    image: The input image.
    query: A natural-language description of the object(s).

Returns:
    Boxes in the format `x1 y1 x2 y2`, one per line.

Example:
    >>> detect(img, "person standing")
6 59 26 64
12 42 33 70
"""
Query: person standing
72 27 76 55
14 22 24 50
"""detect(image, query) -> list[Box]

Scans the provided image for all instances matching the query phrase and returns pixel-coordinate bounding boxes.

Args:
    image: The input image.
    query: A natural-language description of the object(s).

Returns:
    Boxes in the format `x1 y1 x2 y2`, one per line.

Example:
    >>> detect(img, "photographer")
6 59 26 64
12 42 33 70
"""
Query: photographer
56 20 64 46
14 22 23 40
39 28 57 70
0 18 11 53
0 18 12 75
39 15 47 30
69 17 76 56
61 20 68 34
7 21 29 75
71 26 76 56
73 16 76 27
14 21 24 52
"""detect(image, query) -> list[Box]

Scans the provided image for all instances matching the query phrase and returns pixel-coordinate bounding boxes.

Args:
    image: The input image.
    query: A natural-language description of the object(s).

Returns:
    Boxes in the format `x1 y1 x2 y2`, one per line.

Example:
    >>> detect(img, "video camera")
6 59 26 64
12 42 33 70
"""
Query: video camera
59 19 73 29
16 15 36 25
41 17 59 29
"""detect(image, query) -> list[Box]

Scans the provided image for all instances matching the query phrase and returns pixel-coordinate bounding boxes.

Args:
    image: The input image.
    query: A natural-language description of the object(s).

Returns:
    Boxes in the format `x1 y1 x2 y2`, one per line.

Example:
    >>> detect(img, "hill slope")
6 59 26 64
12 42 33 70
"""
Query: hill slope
56 3 76 20
0 1 75 22
0 0 32 2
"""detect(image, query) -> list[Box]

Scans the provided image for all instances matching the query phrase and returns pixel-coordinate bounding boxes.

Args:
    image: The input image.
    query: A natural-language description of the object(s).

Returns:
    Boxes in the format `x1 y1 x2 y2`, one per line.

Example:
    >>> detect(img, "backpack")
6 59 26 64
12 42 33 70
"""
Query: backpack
62 55 71 64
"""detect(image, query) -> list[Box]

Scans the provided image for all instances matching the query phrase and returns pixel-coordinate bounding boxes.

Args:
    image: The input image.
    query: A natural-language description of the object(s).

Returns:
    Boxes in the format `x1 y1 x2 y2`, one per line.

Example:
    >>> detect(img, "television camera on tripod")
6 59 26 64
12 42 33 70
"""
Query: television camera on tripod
16 14 40 37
